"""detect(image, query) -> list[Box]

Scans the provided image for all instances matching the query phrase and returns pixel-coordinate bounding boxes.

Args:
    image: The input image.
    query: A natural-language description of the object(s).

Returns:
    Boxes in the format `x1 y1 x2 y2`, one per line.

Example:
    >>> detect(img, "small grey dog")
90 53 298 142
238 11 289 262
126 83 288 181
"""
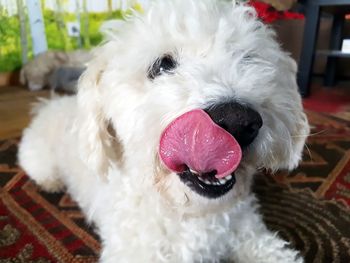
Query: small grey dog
48 67 86 93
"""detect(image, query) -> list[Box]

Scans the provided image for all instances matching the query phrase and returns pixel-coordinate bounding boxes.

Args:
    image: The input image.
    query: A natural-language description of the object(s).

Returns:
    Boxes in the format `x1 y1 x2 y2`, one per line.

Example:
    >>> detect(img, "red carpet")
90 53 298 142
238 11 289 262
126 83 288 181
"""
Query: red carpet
0 139 99 262
303 85 350 113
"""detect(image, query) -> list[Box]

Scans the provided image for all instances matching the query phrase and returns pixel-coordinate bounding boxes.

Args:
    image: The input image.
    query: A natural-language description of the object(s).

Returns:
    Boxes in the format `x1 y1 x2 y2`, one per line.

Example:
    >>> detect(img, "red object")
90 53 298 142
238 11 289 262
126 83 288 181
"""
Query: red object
303 87 350 113
248 1 304 23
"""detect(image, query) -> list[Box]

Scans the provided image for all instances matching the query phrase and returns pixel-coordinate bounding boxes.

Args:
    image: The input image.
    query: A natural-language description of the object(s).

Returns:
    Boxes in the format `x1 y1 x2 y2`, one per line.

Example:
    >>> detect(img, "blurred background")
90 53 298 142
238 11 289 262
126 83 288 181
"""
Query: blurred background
0 0 146 72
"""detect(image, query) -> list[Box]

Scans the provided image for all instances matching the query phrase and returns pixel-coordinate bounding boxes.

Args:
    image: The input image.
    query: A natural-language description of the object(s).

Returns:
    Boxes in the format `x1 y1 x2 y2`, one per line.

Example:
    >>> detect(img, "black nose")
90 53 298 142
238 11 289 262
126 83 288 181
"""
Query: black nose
204 102 263 148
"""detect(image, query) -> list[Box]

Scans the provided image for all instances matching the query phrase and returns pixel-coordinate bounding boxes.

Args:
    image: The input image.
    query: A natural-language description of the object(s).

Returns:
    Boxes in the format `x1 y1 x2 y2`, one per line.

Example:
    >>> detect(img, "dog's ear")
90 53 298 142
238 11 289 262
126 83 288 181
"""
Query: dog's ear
286 111 310 170
283 59 310 171
261 57 310 173
76 57 116 177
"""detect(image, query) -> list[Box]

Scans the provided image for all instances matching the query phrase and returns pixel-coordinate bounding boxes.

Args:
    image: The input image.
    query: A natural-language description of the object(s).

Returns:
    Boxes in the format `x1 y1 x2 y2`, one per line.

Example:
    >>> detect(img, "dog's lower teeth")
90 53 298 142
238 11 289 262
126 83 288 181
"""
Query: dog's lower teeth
219 179 226 184
196 174 230 186
190 169 198 174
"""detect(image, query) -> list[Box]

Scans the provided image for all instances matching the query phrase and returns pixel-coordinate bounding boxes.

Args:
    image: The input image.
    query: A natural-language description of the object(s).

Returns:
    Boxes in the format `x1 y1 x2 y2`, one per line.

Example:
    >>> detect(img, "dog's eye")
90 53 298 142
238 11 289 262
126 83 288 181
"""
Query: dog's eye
243 55 252 60
148 55 177 79
242 55 253 63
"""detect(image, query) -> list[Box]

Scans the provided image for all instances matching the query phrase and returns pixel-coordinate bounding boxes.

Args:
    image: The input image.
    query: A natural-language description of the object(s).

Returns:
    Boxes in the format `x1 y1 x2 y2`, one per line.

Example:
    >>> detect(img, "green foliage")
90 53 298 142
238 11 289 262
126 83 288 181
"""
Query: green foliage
0 4 129 72
0 10 22 71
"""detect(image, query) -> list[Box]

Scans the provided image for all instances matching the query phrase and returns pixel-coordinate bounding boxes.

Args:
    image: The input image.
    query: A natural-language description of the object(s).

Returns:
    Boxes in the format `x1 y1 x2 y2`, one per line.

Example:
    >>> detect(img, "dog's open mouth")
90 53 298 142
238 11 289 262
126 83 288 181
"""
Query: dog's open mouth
178 167 236 198
159 109 242 198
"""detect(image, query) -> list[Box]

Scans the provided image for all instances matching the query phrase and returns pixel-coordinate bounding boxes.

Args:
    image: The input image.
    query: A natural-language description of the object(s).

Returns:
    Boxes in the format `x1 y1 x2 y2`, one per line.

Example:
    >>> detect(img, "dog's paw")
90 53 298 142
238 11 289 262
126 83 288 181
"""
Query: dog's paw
231 233 304 263
33 177 65 193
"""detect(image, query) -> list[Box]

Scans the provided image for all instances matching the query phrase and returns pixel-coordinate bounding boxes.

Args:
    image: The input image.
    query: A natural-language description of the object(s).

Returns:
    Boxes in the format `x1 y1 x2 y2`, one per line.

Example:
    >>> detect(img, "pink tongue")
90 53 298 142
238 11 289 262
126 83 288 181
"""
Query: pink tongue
159 109 242 178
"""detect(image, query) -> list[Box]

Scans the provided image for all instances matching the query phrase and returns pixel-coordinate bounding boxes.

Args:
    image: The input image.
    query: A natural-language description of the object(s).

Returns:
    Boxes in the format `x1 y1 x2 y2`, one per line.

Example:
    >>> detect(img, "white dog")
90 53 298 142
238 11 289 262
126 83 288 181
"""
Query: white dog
18 1 309 262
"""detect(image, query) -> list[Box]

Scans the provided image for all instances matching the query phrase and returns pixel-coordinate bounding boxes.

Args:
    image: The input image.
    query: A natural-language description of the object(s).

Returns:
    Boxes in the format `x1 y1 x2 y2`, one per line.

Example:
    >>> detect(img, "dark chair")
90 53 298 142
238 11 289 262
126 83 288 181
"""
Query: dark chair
297 0 350 97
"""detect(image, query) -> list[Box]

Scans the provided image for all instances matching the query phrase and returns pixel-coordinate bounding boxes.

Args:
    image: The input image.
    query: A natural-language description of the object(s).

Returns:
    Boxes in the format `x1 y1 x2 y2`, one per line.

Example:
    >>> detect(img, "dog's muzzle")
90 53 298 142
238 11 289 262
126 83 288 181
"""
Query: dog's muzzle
159 102 262 199
205 102 263 149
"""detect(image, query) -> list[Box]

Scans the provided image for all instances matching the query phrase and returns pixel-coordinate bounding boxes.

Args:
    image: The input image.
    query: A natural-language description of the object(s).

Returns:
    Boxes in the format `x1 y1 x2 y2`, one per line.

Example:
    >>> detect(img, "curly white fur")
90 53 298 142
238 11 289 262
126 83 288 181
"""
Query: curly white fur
18 1 309 262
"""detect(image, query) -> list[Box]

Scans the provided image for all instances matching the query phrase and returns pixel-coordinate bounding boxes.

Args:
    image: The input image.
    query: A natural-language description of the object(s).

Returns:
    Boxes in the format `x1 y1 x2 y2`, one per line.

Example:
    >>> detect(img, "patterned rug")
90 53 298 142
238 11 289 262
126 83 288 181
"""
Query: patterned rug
0 109 350 262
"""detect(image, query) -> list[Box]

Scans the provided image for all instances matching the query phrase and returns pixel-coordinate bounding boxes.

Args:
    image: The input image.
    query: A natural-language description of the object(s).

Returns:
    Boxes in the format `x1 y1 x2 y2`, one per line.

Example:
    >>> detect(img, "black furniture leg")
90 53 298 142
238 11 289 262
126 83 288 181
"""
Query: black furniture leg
297 4 321 97
324 15 344 87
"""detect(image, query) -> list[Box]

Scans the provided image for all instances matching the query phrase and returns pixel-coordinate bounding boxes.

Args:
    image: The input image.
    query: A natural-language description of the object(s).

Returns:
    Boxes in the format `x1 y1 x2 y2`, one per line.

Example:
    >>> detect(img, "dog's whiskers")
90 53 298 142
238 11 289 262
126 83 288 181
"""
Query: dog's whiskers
291 129 326 138
303 143 313 163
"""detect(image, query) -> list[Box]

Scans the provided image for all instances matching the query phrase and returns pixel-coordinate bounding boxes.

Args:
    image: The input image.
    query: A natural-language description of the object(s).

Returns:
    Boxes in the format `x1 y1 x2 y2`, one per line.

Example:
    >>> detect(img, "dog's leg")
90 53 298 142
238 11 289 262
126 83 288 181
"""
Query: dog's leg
18 97 76 192
228 205 304 263
231 231 303 263
19 128 63 192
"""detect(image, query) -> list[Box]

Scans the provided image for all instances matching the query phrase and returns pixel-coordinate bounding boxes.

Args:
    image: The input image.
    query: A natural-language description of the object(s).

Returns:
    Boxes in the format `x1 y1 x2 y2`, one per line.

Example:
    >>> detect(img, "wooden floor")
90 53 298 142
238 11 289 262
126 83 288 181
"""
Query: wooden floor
0 86 49 140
